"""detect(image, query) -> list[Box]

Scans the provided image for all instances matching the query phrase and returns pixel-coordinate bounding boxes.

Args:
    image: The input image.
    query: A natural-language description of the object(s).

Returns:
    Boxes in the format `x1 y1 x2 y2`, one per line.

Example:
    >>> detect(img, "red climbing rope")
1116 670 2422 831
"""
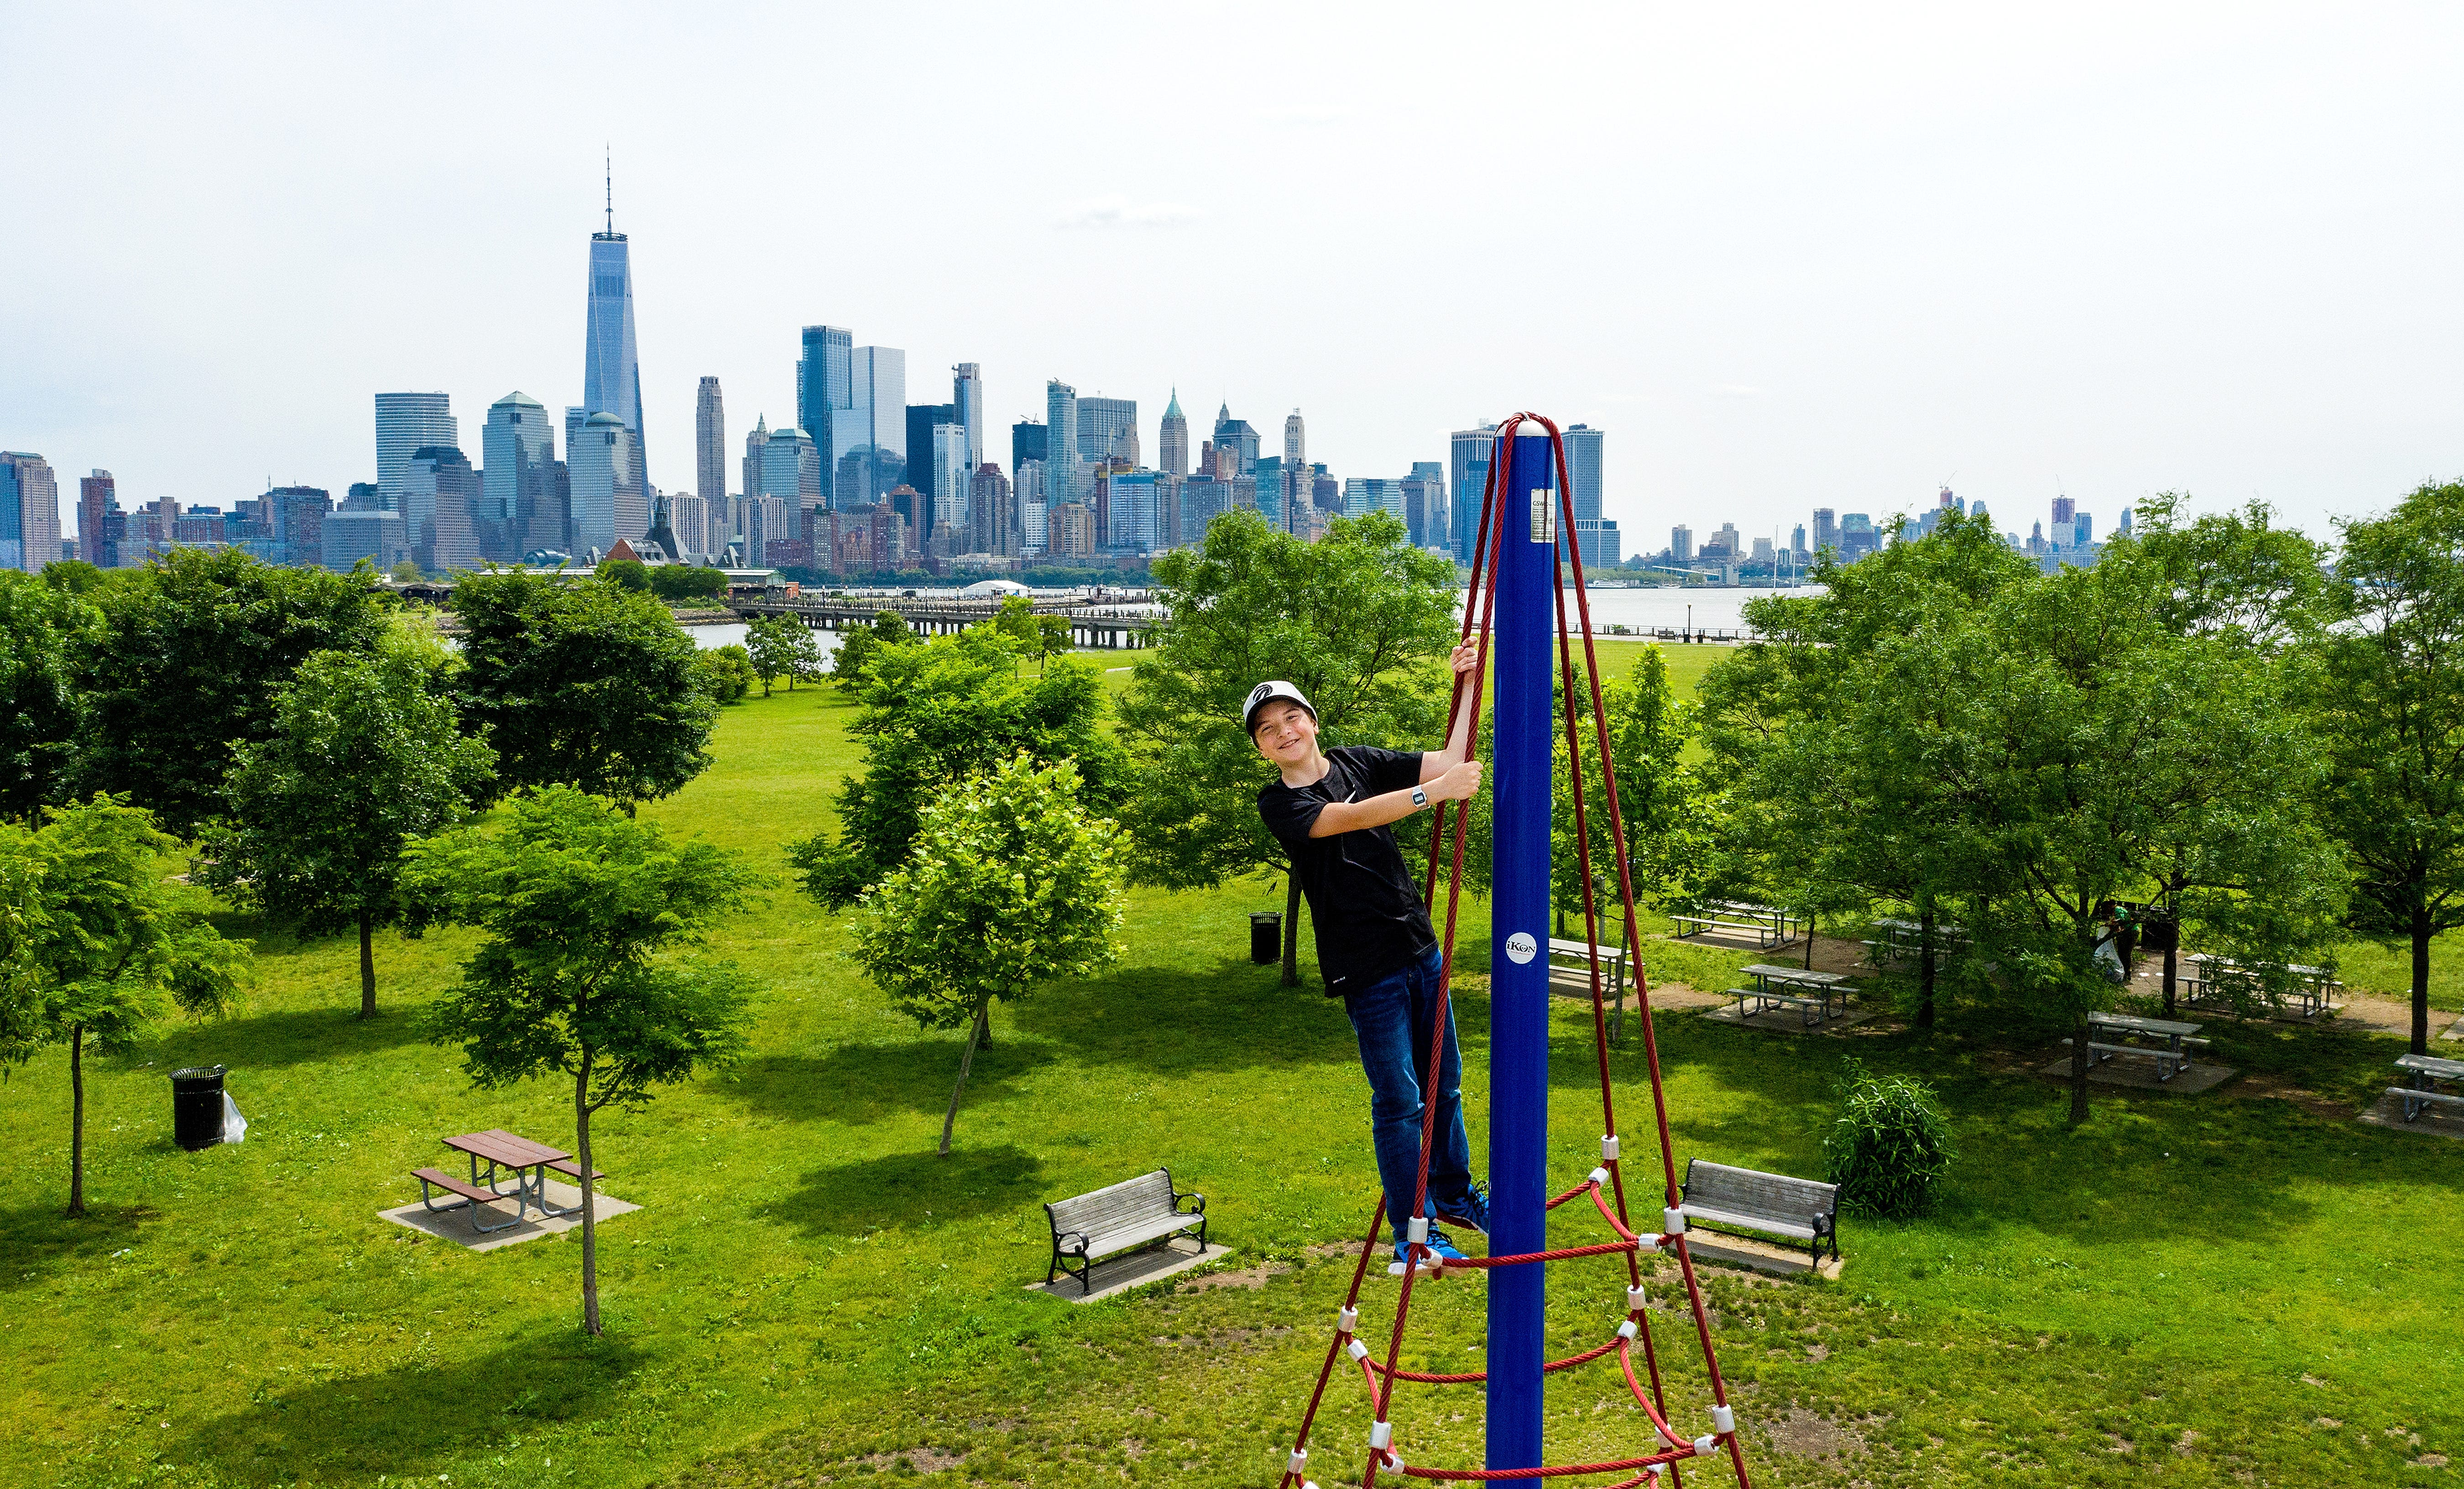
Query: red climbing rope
1276 415 1756 1489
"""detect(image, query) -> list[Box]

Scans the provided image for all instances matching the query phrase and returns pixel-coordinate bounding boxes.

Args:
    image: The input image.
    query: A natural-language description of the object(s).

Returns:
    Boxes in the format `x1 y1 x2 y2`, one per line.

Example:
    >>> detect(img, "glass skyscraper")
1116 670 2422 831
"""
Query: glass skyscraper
483 392 555 562
1046 381 1078 504
584 203 645 468
570 412 645 557
1562 425 1605 524
0 451 62 572
375 393 456 511
1077 396 1138 467
799 326 853 476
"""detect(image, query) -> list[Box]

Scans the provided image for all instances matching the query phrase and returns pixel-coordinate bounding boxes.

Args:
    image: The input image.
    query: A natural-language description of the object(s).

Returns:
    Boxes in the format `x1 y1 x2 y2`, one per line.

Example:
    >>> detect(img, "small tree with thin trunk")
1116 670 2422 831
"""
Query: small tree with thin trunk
405 786 758 1334
745 614 817 695
850 754 1124 1155
199 643 495 1018
0 796 247 1215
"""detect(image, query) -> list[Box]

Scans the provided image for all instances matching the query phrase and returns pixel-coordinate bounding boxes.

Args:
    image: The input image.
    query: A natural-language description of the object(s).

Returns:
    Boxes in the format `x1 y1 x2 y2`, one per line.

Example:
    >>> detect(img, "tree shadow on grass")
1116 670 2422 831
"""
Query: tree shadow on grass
1007 953 1362 1077
135 1003 433 1073
167 1335 645 1485
0 1201 156 1294
726 1036 1055 1125
759 1144 1045 1239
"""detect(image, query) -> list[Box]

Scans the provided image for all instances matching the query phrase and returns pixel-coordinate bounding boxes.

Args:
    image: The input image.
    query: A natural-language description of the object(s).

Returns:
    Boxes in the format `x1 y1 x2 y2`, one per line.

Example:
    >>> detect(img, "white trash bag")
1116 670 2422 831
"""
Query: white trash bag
220 1091 248 1144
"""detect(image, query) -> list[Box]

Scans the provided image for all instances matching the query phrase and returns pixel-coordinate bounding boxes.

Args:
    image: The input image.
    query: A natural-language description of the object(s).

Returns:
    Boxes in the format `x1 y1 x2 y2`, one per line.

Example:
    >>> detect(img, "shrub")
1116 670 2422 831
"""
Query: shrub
1822 1058 1952 1217
694 644 757 704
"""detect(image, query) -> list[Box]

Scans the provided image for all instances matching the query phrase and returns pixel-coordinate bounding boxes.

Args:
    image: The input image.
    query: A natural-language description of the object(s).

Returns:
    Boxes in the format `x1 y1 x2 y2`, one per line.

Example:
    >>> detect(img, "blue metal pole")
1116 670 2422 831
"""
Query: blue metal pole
1487 424 1555 1469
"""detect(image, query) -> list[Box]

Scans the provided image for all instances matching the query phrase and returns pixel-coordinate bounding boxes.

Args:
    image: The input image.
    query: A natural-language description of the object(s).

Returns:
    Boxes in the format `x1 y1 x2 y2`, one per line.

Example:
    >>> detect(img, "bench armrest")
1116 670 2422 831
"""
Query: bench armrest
1175 1191 1207 1216
1053 1229 1090 1255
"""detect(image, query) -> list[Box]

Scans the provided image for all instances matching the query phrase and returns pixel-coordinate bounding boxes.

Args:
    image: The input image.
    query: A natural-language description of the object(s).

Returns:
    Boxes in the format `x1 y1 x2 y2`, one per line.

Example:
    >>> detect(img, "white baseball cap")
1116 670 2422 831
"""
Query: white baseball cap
1243 680 1316 735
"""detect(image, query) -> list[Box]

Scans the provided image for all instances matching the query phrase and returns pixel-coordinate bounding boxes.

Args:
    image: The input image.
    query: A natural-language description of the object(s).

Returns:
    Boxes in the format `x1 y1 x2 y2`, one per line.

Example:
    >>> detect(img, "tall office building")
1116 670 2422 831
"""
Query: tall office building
1016 460 1047 554
967 463 1015 557
1840 513 1876 559
1563 425 1605 523
1449 423 1500 564
583 170 645 467
668 493 710 559
695 377 726 502
78 470 115 570
1811 508 1839 555
1158 390 1188 477
1284 409 1306 469
742 414 767 499
1213 403 1260 474
570 411 646 557
834 346 907 505
1108 470 1162 553
264 487 331 568
1671 525 1694 561
906 402 958 534
0 452 62 572
1402 462 1446 550
483 392 556 563
933 424 971 531
1077 396 1138 467
761 425 820 504
1046 381 1080 504
1012 419 1047 472
375 392 455 509
951 363 984 473
402 445 480 573
798 326 853 475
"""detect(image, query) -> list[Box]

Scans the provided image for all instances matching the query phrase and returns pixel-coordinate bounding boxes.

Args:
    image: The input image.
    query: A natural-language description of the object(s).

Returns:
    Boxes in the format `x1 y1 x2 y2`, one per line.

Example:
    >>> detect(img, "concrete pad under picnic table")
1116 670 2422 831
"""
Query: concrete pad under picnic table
2034 1053 2236 1094
2357 1090 2464 1141
1703 1001 1880 1036
380 1178 640 1252
1025 1235 1232 1303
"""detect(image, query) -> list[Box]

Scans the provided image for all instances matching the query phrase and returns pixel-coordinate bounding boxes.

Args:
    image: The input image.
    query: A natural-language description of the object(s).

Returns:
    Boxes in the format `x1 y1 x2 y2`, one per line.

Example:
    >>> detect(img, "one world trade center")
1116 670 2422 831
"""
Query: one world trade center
584 163 644 468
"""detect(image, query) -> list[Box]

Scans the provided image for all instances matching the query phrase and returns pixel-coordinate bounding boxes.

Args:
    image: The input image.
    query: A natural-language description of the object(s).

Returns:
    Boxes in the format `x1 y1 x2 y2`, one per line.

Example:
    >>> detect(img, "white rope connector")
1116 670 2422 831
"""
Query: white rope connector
1337 1305 1357 1333
1637 1232 1663 1253
1617 1319 1639 1340
1369 1420 1393 1451
1712 1404 1736 1435
1626 1284 1647 1312
1663 1208 1687 1234
1407 1215 1429 1244
1693 1433 1718 1455
1287 1447 1308 1473
1347 1339 1371 1362
1587 1166 1611 1187
1601 1134 1620 1160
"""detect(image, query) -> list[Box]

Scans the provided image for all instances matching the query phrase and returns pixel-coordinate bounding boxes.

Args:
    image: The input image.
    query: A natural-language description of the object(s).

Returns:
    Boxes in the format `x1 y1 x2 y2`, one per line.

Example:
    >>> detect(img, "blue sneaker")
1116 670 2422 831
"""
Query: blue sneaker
1394 1226 1469 1266
1435 1180 1491 1237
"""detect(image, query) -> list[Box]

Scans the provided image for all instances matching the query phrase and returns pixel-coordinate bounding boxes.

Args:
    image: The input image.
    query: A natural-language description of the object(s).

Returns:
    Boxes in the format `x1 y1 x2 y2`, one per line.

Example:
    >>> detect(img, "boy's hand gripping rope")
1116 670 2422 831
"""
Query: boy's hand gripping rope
1274 415 1754 1489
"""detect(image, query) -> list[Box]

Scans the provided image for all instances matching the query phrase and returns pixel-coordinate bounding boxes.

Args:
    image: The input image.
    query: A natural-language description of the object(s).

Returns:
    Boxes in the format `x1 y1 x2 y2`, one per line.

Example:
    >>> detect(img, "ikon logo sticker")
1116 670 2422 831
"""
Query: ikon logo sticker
1505 932 1538 964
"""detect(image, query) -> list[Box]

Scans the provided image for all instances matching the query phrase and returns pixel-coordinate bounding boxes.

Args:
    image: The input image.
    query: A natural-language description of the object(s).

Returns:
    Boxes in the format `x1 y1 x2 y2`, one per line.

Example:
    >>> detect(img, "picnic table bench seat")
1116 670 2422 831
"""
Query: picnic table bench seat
2388 1086 2464 1120
412 1166 527 1234
1728 987 1829 1026
1671 911 1795 948
543 1157 606 1183
1680 1159 1840 1265
1044 1168 1206 1294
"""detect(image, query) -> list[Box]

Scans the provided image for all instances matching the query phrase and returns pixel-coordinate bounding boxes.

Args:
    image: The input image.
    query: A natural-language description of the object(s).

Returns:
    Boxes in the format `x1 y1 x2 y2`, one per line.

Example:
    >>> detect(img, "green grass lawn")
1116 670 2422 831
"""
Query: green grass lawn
4 682 2461 1487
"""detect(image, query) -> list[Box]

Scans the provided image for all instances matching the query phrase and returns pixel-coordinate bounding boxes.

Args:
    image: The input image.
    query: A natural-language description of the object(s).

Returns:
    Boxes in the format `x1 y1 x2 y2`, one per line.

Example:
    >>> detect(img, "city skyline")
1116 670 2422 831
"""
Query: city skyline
9 7 2464 551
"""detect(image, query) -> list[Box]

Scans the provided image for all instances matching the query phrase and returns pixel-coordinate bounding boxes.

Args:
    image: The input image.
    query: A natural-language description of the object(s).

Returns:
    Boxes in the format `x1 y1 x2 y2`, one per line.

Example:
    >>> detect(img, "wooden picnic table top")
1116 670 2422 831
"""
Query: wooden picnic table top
1547 937 1629 962
2186 954 2334 979
2395 1052 2464 1080
1707 900 1792 916
1872 917 1968 936
1744 963 1848 986
2089 1010 2201 1037
445 1129 569 1168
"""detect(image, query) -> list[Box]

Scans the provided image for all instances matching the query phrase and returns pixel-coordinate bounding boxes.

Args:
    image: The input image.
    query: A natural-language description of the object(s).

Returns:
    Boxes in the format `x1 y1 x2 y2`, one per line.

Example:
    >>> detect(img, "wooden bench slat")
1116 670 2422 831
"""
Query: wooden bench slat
412 1166 505 1207
1680 1202 1818 1241
543 1158 606 1182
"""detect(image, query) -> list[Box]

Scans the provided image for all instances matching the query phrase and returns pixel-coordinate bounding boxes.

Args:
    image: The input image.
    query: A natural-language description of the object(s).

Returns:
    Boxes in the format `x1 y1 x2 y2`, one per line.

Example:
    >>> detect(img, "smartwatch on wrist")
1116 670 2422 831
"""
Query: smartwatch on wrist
1411 786 1430 809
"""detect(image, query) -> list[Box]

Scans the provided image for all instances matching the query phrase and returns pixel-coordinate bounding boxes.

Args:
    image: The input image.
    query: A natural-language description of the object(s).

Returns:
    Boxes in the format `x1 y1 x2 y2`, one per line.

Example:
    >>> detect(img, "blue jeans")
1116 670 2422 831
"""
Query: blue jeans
1344 944 1473 1242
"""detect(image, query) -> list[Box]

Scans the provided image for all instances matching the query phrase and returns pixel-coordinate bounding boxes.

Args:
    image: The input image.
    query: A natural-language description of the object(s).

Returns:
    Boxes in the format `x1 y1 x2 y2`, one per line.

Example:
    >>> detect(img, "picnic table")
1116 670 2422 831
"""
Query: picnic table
1672 900 1803 950
2077 1010 2206 1082
2390 1053 2464 1123
410 1128 602 1234
1548 937 1632 1043
1730 963 1854 1026
2182 954 2341 1019
1863 917 1967 972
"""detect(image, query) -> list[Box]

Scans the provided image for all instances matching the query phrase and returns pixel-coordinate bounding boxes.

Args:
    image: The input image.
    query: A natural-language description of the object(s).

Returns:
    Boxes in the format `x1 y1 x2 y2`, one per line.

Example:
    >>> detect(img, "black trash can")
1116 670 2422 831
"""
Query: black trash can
171 1066 226 1151
1249 911 1283 964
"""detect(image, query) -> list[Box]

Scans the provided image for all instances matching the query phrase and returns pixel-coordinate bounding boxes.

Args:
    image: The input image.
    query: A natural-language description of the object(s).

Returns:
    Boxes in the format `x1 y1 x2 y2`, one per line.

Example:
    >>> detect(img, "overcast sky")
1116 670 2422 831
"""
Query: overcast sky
7 1 2463 548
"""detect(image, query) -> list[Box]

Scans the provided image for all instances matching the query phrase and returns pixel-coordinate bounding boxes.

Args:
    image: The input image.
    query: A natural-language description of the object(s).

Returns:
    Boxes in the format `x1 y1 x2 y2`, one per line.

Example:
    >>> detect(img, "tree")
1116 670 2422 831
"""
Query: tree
744 615 817 695
198 642 495 1017
595 558 650 592
832 611 915 692
405 786 758 1334
1549 648 1716 946
849 755 1124 1154
2313 480 2464 1053
791 627 1125 906
390 560 423 584
1114 509 1458 983
990 595 1039 670
1034 614 1073 672
648 565 728 603
693 644 757 704
76 549 390 835
0 571 101 821
0 797 247 1214
449 571 717 811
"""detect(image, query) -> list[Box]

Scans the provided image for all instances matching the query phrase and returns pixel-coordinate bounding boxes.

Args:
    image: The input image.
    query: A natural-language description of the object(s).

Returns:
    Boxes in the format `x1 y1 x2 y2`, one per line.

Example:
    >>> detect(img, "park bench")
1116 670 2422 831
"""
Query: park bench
1679 1158 1840 1266
1044 1168 1207 1294
412 1166 526 1234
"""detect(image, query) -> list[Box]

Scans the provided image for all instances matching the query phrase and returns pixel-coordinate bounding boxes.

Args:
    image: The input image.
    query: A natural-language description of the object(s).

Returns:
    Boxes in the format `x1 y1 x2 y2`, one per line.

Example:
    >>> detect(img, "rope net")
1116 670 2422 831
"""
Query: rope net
1273 415 1755 1489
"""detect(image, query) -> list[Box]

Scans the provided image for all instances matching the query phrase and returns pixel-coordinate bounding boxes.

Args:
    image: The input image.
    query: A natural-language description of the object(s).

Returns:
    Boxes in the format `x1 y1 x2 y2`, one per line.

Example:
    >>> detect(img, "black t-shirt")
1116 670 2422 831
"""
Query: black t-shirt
1257 746 1438 997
